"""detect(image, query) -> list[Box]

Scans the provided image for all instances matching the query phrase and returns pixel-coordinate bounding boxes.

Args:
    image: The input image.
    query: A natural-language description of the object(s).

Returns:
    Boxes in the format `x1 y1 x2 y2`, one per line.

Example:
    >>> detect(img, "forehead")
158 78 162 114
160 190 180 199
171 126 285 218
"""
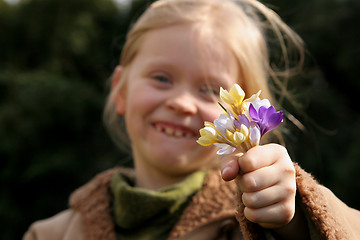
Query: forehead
135 24 239 79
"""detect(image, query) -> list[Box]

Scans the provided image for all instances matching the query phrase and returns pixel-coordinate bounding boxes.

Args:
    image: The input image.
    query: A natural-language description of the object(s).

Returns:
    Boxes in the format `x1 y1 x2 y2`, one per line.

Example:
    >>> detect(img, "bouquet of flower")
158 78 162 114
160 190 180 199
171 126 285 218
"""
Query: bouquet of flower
197 84 283 155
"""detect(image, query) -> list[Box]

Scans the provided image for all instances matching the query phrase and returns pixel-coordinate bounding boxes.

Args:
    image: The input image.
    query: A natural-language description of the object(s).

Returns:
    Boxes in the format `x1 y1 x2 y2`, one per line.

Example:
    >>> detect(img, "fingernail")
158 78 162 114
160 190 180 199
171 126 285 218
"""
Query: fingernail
221 166 232 177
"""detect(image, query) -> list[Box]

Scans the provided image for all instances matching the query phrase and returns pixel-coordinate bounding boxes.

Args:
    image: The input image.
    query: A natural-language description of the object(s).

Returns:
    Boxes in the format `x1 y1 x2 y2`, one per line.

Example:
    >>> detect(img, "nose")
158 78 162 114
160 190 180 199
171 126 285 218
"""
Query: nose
165 90 197 115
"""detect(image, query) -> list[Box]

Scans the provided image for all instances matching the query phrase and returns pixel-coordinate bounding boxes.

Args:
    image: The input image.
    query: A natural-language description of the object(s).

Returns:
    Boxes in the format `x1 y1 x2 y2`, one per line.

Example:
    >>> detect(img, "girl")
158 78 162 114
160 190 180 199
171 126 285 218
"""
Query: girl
24 0 360 239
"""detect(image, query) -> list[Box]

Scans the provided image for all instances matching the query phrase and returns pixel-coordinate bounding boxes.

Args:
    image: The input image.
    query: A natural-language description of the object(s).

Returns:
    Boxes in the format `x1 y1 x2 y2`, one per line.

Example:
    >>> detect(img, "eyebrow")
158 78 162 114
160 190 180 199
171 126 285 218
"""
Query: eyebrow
141 58 180 74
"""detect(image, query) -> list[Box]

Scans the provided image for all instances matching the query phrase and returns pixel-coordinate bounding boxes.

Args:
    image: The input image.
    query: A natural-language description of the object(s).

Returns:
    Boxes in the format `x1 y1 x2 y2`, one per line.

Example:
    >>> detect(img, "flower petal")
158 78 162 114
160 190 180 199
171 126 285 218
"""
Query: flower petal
214 143 236 155
258 106 268 120
249 104 259 121
225 129 234 142
203 126 218 138
244 91 262 105
239 114 251 127
204 121 215 128
229 84 245 104
220 87 235 105
199 128 207 136
240 124 249 136
227 110 236 122
251 97 271 111
249 125 261 146
234 114 251 129
263 106 276 121
234 131 246 145
266 111 283 132
197 136 215 146
214 114 234 136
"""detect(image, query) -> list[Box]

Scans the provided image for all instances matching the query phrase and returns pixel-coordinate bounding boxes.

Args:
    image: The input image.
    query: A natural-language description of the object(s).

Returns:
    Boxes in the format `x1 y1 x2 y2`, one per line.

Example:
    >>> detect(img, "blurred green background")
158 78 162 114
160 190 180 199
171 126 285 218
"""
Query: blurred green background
1 0 359 239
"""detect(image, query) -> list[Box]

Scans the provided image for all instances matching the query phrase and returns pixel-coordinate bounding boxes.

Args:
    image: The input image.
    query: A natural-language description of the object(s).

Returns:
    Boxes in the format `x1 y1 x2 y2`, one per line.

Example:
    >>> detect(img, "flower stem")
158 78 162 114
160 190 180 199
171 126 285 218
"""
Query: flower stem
218 102 227 112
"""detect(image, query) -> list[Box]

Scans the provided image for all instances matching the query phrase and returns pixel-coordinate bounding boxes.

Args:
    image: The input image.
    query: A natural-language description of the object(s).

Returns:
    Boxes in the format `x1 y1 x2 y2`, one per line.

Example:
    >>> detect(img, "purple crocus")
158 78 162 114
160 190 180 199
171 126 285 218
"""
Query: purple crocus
234 114 251 129
249 104 283 136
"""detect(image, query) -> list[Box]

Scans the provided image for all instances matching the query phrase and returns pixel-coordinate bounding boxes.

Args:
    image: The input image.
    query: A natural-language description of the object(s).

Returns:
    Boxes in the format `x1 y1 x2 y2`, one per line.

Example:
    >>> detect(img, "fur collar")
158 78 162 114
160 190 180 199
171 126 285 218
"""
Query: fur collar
68 164 347 240
69 168 241 240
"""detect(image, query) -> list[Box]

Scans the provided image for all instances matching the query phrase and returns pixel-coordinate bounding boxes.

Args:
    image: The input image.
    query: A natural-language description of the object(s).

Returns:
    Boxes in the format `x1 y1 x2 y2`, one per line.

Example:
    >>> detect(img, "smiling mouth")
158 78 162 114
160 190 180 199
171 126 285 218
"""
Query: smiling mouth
153 123 197 138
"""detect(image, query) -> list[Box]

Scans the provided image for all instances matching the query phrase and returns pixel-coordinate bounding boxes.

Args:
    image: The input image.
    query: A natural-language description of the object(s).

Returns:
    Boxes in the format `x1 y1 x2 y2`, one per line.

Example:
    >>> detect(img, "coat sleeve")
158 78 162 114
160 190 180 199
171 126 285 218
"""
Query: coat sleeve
294 163 360 239
316 185 360 238
23 209 85 240
236 163 360 240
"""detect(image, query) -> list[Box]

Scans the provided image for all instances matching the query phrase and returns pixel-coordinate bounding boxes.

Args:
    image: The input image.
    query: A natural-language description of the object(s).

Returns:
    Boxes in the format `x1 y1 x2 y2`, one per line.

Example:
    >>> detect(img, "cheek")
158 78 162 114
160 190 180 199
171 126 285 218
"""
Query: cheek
127 87 158 114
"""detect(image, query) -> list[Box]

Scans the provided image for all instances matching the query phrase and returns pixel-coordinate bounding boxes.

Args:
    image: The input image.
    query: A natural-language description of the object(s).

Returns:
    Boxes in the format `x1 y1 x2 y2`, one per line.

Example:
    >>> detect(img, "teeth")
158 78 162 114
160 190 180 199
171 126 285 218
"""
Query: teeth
185 133 193 138
155 125 162 132
165 128 174 135
154 124 193 138
174 130 183 137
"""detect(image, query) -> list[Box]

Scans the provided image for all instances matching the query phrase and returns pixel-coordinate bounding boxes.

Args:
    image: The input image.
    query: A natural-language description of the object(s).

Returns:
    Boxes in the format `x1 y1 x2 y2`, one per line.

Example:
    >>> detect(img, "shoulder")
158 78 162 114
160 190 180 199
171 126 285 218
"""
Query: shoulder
69 167 127 208
23 209 84 240
24 167 132 240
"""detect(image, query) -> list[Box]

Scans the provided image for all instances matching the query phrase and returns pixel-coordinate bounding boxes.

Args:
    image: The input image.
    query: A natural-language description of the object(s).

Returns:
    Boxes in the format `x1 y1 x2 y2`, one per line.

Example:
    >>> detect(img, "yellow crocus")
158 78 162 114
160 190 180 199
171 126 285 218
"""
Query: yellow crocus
240 90 261 114
220 84 245 107
233 131 246 145
229 84 245 105
197 125 219 146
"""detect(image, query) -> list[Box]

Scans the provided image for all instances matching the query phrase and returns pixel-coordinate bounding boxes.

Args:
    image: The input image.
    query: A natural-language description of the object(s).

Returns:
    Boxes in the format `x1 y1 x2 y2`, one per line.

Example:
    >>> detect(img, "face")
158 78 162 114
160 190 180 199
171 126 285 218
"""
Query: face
116 24 239 181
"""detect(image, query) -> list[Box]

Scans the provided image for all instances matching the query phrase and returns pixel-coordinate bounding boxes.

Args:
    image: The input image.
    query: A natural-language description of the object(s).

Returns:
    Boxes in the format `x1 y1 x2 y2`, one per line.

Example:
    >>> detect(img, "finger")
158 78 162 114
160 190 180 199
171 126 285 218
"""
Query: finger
237 165 280 192
220 155 240 181
238 144 287 173
242 184 296 209
244 201 295 228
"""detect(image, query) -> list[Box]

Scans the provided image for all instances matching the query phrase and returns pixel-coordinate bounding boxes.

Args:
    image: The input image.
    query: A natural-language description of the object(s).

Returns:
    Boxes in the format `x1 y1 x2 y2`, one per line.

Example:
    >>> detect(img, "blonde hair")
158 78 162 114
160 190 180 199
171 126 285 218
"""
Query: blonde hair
104 0 305 152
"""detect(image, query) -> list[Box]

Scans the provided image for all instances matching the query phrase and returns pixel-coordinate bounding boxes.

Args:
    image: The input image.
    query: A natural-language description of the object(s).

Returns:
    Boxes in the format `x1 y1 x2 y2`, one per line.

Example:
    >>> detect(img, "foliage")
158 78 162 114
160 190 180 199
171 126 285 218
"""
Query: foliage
270 0 360 210
0 0 135 238
0 0 359 239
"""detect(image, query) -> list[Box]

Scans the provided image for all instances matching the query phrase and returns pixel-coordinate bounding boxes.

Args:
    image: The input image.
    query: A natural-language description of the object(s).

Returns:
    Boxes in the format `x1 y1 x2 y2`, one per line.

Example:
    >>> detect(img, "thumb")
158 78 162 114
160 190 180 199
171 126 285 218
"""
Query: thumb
220 154 242 181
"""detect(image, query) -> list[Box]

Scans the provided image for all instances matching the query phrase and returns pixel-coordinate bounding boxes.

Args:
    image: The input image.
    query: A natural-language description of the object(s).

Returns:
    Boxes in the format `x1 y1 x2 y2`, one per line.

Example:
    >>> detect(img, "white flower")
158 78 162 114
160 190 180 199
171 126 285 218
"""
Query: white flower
213 143 236 155
249 97 271 112
214 114 234 137
249 125 261 146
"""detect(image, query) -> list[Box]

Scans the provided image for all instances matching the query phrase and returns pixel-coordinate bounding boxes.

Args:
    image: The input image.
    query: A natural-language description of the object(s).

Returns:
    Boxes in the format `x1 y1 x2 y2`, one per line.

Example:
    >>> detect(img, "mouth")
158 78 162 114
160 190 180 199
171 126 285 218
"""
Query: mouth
153 122 198 139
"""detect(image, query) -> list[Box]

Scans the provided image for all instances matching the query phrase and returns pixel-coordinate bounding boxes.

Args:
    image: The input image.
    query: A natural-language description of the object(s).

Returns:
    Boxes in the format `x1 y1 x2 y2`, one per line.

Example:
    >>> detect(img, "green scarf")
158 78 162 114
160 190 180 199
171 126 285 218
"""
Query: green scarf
110 171 206 240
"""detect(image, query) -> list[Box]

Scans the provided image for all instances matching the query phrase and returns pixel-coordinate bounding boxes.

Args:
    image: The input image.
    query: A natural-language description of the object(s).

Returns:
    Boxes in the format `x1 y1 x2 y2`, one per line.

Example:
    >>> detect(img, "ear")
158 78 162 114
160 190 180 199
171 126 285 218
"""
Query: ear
112 65 126 115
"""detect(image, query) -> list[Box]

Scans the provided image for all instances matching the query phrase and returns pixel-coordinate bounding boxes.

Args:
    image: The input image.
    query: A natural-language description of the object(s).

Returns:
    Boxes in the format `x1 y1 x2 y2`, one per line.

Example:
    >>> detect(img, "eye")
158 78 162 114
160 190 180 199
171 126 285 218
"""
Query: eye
200 85 219 96
154 75 171 84
150 73 173 89
199 84 220 102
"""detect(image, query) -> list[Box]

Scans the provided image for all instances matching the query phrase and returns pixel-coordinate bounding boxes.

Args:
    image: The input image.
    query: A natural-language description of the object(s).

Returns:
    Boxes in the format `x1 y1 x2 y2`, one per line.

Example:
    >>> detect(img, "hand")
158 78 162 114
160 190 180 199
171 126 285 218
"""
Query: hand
221 143 296 229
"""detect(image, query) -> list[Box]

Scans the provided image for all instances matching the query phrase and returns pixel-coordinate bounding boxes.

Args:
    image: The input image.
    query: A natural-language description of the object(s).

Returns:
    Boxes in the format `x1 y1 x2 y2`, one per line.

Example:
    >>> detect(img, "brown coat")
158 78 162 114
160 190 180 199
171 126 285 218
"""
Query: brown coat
24 164 360 240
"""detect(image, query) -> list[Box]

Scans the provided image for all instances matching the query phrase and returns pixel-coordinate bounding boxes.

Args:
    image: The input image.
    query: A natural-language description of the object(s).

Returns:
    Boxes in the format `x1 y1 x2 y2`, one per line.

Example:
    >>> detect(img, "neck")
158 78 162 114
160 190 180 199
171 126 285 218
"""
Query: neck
134 161 189 191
